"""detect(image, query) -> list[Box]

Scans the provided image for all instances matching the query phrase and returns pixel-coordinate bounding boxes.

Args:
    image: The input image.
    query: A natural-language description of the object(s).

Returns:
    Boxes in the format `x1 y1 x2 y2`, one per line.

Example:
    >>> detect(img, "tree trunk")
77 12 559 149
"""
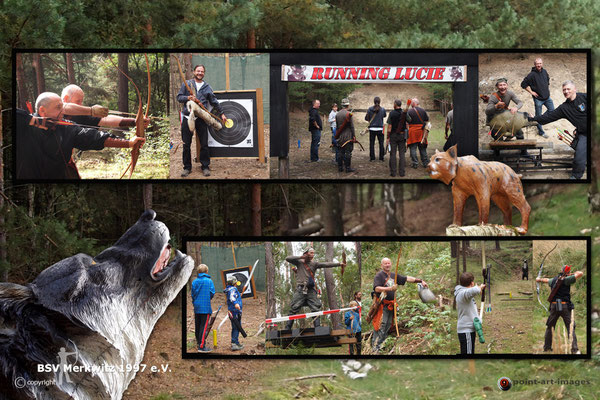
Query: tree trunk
285 242 294 283
65 53 75 83
16 53 28 109
384 184 400 235
324 242 341 329
367 183 375 207
322 185 344 236
0 104 6 281
252 183 261 235
265 242 276 320
355 242 362 280
462 240 467 273
495 240 501 251
32 53 46 95
143 184 152 210
117 53 129 113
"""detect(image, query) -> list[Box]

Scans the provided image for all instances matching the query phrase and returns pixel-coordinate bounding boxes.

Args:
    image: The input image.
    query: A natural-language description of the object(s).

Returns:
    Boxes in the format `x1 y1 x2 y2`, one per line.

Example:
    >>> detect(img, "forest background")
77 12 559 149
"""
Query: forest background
1 0 600 398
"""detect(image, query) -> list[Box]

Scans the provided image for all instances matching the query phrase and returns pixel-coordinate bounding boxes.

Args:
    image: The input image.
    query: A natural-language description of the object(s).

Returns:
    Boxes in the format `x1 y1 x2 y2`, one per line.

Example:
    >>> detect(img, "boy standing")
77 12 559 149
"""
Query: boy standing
454 272 485 355
225 276 244 351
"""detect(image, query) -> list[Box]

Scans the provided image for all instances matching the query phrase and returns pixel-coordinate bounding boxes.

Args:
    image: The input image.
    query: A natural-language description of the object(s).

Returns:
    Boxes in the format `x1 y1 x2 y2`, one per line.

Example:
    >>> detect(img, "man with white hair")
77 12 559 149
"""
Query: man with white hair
61 84 149 129
16 92 145 179
284 246 346 330
521 58 554 138
371 257 428 353
528 81 587 179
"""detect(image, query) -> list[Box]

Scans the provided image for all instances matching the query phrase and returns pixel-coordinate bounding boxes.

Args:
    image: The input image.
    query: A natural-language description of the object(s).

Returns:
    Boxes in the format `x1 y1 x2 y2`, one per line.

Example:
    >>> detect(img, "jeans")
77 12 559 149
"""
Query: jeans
331 127 340 163
310 129 321 161
572 133 587 179
533 97 555 135
231 312 242 345
409 143 428 167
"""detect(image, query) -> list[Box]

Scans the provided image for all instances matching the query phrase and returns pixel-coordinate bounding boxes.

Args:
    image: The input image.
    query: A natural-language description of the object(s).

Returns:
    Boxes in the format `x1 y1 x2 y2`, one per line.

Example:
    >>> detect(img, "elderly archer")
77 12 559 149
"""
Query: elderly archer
370 257 428 353
16 92 145 180
61 84 150 130
284 247 346 330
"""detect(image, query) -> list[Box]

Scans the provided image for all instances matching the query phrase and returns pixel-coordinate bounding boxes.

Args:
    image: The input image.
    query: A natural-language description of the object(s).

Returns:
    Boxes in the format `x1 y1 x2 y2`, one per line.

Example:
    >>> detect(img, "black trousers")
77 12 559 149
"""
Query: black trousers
194 313 211 349
369 129 384 160
458 331 476 355
181 117 210 171
544 303 578 353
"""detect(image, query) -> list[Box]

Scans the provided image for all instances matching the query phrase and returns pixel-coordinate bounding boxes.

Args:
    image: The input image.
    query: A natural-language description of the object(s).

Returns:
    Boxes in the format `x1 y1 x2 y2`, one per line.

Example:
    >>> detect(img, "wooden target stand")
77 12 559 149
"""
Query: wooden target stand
194 53 265 164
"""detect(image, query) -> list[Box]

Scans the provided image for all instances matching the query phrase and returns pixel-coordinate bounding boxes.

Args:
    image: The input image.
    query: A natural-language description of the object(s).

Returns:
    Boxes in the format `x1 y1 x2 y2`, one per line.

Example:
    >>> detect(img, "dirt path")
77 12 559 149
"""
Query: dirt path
479 270 534 354
185 291 266 355
282 111 446 180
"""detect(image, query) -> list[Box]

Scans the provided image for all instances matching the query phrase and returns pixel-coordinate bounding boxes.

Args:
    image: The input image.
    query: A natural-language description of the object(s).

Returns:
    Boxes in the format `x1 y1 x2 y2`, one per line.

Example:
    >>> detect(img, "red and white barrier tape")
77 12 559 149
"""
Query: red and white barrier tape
265 306 360 324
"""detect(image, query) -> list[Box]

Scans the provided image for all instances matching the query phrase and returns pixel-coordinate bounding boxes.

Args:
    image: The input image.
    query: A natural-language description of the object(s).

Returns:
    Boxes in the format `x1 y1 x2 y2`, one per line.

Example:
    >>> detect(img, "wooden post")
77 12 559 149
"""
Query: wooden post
225 53 230 91
256 87 265 163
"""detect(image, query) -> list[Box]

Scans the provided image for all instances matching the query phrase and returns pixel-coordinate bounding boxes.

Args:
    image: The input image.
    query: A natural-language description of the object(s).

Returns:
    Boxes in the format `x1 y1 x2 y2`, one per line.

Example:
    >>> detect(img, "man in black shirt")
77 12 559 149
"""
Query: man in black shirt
536 266 583 354
308 99 323 162
385 99 410 177
521 58 554 138
528 81 587 179
371 257 428 353
16 92 145 180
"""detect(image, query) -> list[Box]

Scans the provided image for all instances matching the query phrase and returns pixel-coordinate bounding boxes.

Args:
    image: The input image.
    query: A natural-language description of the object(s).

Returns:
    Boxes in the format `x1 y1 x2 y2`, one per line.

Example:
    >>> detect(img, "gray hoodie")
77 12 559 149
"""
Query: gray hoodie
454 285 481 334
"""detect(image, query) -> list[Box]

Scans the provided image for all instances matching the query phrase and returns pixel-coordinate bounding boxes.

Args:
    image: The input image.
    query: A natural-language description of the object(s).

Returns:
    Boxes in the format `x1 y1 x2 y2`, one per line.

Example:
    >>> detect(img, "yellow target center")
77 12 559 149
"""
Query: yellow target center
225 119 234 129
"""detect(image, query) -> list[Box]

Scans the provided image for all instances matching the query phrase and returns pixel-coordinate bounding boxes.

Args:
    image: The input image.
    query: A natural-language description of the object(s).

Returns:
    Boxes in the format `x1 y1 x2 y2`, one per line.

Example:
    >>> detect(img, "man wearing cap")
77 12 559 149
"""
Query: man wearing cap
284 247 346 330
485 78 525 140
521 58 554 138
225 275 244 351
536 266 584 354
335 98 356 173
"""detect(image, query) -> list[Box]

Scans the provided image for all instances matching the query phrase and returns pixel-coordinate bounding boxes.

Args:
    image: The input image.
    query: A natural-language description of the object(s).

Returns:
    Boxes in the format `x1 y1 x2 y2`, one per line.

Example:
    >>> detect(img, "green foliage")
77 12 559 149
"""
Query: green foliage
288 83 363 112
529 185 600 235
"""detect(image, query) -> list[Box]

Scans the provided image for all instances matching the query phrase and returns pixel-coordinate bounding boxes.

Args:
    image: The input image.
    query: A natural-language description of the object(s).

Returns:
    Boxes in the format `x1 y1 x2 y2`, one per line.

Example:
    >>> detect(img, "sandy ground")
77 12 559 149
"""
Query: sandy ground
169 113 270 179
123 301 271 399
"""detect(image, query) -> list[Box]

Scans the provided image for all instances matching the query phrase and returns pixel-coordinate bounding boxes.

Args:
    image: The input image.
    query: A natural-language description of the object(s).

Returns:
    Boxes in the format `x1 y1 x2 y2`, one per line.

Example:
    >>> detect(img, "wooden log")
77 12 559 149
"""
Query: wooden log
446 224 519 236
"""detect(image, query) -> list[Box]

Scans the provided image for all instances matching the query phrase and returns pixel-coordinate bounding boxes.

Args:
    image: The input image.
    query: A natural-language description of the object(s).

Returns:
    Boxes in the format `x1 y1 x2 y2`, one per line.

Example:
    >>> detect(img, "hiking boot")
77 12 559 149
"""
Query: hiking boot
198 347 213 353
231 343 244 351
346 167 356 173
181 169 191 177
539 132 549 138
202 168 211 177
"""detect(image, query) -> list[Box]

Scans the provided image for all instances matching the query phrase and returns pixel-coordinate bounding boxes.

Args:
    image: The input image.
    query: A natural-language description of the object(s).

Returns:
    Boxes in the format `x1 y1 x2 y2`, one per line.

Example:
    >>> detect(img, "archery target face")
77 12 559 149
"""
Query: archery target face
225 270 252 296
208 99 253 148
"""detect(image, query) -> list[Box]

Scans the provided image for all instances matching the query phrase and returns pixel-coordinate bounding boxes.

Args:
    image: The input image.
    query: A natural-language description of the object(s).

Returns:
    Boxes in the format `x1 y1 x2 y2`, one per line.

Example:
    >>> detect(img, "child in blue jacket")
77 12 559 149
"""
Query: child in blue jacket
225 276 244 351
344 301 362 355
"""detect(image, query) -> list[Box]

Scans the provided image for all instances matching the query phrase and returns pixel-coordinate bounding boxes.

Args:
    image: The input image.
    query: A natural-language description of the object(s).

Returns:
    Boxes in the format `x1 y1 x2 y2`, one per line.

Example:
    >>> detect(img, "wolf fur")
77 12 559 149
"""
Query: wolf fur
0 210 194 399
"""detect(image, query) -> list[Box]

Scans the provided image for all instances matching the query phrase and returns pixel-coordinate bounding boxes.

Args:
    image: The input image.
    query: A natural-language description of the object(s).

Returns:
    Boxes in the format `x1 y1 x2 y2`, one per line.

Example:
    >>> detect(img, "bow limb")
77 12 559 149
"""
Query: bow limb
126 53 151 179
536 243 557 312
393 245 402 337
109 54 144 179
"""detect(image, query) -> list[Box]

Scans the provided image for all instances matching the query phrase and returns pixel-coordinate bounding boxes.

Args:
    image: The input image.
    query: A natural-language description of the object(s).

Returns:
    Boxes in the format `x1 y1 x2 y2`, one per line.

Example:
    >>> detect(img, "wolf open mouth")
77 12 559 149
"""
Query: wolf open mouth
151 243 173 281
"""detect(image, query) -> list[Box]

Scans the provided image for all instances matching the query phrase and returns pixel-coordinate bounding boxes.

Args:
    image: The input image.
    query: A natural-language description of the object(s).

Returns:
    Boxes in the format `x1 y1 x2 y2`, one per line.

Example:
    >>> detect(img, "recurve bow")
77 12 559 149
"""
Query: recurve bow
393 245 402 337
536 243 557 312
